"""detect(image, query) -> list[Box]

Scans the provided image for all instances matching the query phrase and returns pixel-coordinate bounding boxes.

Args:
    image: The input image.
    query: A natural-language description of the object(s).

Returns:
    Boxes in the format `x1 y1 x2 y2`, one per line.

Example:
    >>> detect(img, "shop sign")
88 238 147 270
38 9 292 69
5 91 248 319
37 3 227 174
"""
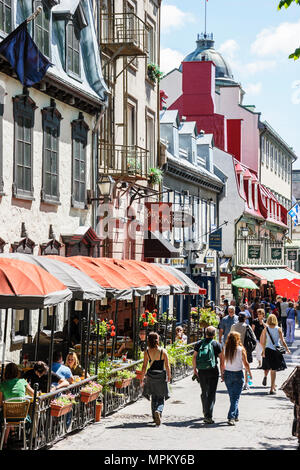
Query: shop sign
248 245 261 259
271 248 282 260
287 249 298 261
145 202 173 232
209 228 222 252
205 257 215 268
172 210 195 228
170 258 187 267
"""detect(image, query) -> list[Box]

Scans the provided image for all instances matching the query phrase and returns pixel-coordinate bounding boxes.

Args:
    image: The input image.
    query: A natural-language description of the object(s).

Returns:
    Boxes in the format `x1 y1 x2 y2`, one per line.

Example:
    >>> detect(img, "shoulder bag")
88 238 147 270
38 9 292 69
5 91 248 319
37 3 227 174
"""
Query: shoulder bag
266 327 286 354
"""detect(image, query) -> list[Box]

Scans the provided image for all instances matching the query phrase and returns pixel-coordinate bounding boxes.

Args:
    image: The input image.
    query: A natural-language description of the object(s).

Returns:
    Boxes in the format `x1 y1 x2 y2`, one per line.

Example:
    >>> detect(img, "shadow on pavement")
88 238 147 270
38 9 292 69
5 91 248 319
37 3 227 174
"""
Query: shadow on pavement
163 419 229 429
106 422 156 430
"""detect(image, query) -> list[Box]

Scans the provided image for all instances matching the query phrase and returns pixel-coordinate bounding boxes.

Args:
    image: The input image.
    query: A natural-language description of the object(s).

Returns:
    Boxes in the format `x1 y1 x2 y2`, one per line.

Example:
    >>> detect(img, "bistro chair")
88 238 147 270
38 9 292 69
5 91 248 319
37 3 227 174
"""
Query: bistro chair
0 397 30 450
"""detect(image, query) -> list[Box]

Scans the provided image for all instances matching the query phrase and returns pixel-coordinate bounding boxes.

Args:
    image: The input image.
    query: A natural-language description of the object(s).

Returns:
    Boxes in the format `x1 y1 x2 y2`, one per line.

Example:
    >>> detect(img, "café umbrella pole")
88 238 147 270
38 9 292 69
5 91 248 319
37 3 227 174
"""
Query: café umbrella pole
85 303 92 378
34 309 42 362
187 295 191 344
136 297 141 361
47 306 56 393
163 308 169 349
1 309 8 381
132 293 136 361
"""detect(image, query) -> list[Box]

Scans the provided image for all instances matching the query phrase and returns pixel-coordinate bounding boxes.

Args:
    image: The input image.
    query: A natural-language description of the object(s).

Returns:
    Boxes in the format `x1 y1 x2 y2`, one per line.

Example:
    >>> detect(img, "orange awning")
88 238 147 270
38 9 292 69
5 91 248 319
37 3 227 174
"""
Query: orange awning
0 258 72 309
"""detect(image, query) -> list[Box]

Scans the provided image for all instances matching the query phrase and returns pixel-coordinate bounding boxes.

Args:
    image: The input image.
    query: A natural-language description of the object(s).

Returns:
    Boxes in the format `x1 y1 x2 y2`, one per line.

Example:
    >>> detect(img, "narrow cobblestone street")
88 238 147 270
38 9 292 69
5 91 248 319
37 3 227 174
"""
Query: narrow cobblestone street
51 330 300 451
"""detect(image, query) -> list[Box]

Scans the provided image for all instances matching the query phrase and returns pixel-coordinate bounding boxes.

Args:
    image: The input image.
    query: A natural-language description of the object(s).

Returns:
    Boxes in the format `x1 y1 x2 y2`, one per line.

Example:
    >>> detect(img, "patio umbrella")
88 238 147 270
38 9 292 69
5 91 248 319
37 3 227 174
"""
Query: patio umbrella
0 258 72 309
0 253 105 301
232 278 259 290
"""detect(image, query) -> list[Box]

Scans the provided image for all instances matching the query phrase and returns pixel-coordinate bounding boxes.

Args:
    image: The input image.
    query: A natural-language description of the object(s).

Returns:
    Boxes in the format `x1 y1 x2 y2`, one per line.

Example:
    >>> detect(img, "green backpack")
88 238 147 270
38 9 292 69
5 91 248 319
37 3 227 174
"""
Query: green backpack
196 339 216 370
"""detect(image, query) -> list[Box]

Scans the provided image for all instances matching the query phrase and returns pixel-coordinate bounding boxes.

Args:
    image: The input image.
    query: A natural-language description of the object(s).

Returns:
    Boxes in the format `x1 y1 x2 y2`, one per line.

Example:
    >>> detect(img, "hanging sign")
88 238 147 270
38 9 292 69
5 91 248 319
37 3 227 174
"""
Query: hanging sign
145 202 173 232
287 249 298 261
209 228 222 251
271 248 282 260
248 245 261 259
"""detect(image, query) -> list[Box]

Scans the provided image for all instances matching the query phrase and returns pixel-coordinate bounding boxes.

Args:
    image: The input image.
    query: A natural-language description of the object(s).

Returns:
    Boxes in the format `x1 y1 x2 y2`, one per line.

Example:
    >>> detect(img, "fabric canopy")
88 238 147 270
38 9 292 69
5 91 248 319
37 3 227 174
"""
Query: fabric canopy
125 260 184 294
47 255 133 300
100 258 170 296
0 258 72 309
0 253 106 301
274 279 300 300
248 268 300 283
157 264 205 295
232 278 259 289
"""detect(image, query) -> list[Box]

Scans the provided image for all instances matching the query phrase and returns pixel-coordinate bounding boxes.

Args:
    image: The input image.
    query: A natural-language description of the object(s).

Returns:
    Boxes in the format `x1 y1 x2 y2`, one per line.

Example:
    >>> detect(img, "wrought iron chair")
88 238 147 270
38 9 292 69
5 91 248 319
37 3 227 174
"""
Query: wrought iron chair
0 397 30 450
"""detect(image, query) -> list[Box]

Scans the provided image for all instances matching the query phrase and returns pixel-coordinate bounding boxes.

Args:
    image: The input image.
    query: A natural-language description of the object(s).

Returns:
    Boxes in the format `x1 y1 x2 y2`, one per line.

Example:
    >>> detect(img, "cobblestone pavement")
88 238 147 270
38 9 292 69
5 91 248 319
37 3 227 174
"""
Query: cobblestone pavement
52 329 300 451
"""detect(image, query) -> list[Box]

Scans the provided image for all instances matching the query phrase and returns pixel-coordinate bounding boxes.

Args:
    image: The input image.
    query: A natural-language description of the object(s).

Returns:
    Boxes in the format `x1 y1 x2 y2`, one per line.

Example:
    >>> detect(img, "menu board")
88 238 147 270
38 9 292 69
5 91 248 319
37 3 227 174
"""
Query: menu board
248 245 261 259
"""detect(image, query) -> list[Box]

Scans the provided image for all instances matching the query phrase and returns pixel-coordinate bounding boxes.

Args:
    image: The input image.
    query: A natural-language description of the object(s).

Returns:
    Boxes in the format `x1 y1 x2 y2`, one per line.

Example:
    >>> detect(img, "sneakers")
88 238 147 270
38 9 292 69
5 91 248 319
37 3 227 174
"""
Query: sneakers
154 411 161 426
227 419 235 426
262 376 267 386
234 417 239 422
203 418 215 424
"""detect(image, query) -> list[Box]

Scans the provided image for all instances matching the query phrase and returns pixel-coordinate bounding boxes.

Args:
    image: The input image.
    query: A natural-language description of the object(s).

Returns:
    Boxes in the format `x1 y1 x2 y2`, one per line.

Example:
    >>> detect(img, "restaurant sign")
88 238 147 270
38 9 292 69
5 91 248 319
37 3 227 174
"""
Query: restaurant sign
248 245 261 259
287 249 298 261
145 202 173 232
271 248 282 260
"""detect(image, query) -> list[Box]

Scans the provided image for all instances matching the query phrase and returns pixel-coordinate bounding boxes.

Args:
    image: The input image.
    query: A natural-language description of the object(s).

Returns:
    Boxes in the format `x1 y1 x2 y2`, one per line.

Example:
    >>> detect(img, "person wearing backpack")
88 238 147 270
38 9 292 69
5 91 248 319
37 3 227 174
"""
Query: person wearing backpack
192 326 222 424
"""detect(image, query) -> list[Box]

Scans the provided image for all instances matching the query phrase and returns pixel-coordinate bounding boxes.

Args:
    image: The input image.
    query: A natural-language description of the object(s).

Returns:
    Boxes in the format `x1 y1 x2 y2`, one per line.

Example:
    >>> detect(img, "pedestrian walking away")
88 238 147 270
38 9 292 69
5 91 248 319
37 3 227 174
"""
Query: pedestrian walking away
280 297 289 337
220 332 252 426
296 298 300 329
230 312 257 390
192 326 222 424
140 332 171 426
251 309 266 369
286 302 297 344
281 366 300 451
260 314 291 395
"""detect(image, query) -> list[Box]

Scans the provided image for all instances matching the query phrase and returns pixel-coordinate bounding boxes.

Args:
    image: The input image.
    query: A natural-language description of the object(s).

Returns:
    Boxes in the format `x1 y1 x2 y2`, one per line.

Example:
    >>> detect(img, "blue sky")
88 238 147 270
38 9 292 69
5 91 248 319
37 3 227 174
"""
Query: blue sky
160 0 300 167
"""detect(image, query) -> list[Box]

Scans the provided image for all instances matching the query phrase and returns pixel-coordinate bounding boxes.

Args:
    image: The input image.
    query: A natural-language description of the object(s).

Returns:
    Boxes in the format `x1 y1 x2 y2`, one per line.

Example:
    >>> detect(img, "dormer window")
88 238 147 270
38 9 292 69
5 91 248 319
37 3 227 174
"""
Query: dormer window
33 1 50 58
67 20 81 78
0 0 12 35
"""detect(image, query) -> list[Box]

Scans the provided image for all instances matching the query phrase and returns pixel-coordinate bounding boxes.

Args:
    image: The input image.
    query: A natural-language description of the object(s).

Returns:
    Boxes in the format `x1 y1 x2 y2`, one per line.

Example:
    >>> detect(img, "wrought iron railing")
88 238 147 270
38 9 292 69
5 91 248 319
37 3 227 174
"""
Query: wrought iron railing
236 236 285 267
29 376 98 450
100 143 149 179
100 13 148 56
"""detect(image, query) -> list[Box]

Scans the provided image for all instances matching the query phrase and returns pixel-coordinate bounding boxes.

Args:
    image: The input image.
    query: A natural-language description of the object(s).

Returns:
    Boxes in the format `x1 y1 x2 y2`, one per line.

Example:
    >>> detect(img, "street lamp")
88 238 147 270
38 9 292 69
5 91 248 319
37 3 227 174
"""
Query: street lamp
97 174 115 201
241 226 249 238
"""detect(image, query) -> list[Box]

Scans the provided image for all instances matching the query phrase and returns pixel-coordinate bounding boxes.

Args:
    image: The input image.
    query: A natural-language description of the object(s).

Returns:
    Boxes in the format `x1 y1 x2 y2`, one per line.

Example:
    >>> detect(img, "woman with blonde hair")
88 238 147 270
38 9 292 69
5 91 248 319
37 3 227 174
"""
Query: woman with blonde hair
220 331 252 426
65 352 88 378
260 313 290 395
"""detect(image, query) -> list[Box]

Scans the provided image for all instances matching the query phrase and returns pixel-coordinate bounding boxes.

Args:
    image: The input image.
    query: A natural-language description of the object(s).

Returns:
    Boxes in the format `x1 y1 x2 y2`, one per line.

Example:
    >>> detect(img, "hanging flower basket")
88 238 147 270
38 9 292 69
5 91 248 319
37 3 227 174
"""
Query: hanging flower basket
50 403 73 418
147 63 164 83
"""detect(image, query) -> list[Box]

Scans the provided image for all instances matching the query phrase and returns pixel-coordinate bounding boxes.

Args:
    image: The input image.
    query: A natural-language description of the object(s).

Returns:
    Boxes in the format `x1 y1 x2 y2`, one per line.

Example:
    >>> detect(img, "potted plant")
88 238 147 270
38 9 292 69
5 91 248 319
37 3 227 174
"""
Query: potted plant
80 381 103 403
148 168 163 185
134 362 144 381
95 393 104 422
147 63 164 83
114 370 135 389
127 157 141 174
199 308 219 329
50 394 76 417
139 310 157 331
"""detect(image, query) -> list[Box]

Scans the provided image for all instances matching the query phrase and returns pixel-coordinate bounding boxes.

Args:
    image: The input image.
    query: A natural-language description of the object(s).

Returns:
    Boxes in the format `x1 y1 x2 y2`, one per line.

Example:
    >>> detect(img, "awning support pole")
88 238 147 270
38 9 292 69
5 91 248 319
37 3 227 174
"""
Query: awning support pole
47 306 56 393
95 318 100 376
34 309 42 362
132 293 136 360
136 297 141 360
111 300 119 361
187 296 191 344
85 302 91 378
163 308 169 348
1 309 8 382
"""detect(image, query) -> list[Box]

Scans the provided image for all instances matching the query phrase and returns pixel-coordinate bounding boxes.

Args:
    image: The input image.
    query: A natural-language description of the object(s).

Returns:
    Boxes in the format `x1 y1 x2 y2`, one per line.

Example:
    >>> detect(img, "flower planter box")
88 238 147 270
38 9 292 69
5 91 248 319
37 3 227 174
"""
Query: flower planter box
80 391 100 403
115 378 132 389
135 370 143 380
50 403 73 418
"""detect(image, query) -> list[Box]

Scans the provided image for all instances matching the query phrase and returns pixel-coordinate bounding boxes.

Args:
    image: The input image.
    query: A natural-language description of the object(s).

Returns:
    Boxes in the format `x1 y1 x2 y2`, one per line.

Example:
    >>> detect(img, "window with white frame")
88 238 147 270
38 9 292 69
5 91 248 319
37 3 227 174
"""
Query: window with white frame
266 140 269 167
127 100 137 146
270 144 273 171
274 148 278 174
0 0 12 35
146 109 155 169
201 200 208 244
261 136 265 164
33 0 50 58
146 18 156 66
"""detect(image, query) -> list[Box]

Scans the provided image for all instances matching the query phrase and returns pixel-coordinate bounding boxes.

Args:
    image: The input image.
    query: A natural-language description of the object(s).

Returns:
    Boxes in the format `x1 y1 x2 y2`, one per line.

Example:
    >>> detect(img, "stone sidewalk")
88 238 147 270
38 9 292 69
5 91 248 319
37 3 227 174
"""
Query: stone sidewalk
52 364 298 451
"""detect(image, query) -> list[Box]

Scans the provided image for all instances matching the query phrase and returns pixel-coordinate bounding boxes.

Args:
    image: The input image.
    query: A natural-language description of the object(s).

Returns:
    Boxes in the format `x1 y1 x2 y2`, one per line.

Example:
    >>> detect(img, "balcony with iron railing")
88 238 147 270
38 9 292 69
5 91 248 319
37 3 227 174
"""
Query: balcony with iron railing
99 143 149 180
100 13 149 57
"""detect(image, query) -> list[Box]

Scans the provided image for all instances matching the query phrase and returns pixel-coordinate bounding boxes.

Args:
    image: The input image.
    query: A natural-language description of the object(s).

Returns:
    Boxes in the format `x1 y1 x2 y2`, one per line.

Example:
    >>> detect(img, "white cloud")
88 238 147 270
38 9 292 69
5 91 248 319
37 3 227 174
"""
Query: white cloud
219 39 277 79
244 82 262 96
251 20 300 57
161 5 195 34
219 39 240 61
291 80 300 104
160 48 184 75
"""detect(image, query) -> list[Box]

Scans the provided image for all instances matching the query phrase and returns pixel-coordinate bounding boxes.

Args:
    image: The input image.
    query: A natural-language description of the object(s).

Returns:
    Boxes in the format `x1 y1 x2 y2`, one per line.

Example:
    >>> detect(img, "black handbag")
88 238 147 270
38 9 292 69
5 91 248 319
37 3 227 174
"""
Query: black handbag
266 327 286 354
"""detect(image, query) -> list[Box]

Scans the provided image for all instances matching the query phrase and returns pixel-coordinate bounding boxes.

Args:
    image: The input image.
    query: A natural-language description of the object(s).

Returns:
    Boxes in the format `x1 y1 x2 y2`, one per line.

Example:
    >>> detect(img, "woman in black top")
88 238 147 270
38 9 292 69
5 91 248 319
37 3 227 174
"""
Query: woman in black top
140 332 171 426
251 308 266 369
